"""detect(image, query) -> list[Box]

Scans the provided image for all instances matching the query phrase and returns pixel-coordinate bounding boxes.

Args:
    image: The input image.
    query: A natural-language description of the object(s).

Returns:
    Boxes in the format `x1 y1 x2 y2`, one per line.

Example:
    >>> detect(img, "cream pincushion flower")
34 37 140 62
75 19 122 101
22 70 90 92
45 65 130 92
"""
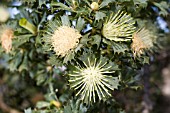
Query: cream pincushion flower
131 28 154 57
68 57 119 104
0 25 14 53
42 15 85 61
51 26 81 57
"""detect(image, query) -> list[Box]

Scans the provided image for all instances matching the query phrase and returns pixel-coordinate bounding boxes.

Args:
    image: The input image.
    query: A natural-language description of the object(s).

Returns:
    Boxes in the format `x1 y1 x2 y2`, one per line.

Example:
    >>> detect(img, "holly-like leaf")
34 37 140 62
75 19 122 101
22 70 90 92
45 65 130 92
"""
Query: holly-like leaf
38 0 46 7
48 55 63 67
133 0 148 8
143 56 150 64
36 101 51 109
13 34 33 48
63 51 75 64
91 35 101 48
24 108 32 113
99 0 115 9
8 52 23 71
18 53 29 72
61 15 71 26
153 1 169 16
51 2 72 12
95 11 106 21
63 99 87 113
18 0 36 4
107 77 120 90
76 17 86 32
112 42 129 54
64 105 72 113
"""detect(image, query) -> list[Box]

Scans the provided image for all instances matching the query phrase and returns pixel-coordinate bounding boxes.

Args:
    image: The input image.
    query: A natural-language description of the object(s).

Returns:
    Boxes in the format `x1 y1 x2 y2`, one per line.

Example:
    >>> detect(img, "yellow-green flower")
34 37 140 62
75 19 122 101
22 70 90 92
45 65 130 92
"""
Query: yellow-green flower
102 10 136 41
131 28 155 57
68 57 119 104
0 25 14 53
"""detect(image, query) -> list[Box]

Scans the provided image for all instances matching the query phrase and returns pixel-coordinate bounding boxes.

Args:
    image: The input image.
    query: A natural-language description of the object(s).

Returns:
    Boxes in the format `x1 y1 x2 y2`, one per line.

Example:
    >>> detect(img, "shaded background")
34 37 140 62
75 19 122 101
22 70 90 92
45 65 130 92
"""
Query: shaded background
0 0 170 113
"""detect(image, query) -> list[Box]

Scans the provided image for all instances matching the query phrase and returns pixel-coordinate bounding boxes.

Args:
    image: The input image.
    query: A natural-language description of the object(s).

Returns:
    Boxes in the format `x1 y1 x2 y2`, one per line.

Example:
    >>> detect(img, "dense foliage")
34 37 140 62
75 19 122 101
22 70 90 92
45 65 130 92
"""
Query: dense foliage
0 0 169 113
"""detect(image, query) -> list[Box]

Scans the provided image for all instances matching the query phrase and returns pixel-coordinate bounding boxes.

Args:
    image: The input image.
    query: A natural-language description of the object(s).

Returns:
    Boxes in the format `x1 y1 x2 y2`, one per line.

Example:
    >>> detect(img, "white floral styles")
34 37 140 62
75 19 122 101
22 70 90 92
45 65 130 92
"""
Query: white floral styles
51 26 81 57
68 58 119 104
102 10 136 41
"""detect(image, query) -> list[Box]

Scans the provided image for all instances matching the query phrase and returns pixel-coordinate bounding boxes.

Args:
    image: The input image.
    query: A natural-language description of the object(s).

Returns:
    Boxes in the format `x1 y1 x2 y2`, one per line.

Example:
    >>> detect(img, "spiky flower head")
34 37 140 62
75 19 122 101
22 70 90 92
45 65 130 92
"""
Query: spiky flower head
131 28 155 57
0 25 14 53
0 6 10 23
43 16 83 58
102 10 136 41
68 57 119 104
51 26 81 57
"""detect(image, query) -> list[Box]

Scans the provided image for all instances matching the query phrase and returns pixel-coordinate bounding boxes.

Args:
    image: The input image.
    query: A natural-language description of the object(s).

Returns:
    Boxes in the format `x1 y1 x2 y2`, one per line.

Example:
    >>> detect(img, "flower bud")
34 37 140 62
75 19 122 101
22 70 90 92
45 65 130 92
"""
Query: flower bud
0 6 10 23
90 2 99 11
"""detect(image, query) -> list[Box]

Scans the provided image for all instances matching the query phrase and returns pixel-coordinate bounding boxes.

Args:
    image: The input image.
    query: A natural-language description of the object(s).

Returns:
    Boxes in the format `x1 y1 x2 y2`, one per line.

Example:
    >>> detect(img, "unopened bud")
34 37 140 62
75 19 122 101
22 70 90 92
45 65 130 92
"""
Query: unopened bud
0 6 10 23
90 2 99 11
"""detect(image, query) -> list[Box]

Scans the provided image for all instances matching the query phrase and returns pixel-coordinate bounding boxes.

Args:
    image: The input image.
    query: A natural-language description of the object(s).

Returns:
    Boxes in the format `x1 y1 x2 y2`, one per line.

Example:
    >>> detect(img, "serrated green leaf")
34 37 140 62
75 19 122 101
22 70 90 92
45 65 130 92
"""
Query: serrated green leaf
13 34 33 48
61 15 71 26
36 70 46 85
36 101 51 109
64 105 72 113
112 42 129 54
143 56 150 64
48 56 62 67
76 17 85 32
51 2 72 12
91 35 101 48
133 0 148 8
63 52 75 64
99 0 115 9
95 11 106 21
107 77 120 89
153 1 169 16
38 0 46 7
75 7 92 16
18 53 29 72
80 33 90 45
24 108 32 113
8 52 23 71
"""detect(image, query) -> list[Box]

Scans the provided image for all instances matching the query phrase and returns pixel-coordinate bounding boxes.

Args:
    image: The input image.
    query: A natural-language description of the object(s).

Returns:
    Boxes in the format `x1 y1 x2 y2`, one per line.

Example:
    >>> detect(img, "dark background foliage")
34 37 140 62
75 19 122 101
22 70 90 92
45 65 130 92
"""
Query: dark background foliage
0 0 170 113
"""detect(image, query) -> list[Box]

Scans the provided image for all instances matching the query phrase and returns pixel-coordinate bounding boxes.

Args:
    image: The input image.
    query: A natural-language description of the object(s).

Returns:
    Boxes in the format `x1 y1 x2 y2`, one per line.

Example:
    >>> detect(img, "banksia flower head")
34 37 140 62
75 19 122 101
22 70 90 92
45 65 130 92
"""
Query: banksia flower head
131 28 155 57
0 6 10 23
68 57 119 104
51 26 81 57
43 16 83 59
102 10 136 41
0 25 14 53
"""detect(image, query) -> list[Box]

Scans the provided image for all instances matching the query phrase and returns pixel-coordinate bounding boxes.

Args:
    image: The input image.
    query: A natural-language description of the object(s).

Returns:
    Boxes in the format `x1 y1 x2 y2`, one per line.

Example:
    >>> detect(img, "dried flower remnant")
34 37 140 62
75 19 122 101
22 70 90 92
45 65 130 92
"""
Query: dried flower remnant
0 27 14 53
50 26 81 57
68 58 119 104
131 28 154 57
